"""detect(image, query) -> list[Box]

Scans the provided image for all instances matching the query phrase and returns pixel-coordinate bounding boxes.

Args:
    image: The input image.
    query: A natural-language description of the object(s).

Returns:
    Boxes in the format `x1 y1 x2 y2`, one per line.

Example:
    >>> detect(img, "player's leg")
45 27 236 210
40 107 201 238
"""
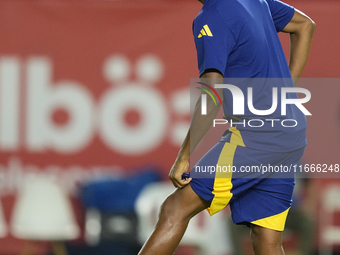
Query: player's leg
251 224 285 255
138 139 239 255
138 183 210 255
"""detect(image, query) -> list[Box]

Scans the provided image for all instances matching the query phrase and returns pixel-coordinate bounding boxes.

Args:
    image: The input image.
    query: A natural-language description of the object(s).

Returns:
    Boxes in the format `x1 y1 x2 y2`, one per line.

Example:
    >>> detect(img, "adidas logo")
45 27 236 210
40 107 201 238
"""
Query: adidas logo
198 25 213 38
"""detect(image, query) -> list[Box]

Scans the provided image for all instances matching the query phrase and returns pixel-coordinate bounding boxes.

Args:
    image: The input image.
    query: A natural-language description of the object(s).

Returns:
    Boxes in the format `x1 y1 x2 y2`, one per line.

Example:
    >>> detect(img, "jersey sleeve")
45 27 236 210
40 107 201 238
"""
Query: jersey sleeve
193 13 235 77
266 0 295 32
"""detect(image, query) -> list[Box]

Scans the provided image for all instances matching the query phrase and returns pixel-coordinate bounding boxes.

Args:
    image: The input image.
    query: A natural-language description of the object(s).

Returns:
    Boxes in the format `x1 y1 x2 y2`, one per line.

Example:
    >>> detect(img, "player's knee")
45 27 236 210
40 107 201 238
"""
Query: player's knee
159 194 175 217
159 193 185 224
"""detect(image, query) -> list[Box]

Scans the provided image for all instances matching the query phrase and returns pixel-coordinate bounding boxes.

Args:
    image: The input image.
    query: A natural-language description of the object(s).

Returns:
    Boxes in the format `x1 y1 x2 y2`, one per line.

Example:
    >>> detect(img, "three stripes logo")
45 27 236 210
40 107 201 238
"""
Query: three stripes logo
198 24 213 38
196 82 222 115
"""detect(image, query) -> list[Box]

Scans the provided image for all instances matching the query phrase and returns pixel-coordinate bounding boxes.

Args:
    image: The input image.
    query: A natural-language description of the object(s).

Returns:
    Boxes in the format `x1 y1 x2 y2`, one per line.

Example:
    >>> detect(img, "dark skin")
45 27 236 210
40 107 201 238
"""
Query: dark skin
138 2 315 255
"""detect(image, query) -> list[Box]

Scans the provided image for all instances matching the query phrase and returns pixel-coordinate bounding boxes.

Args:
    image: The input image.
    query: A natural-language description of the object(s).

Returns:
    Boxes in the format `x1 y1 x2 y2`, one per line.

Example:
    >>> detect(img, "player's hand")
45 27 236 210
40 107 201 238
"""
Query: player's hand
168 159 192 189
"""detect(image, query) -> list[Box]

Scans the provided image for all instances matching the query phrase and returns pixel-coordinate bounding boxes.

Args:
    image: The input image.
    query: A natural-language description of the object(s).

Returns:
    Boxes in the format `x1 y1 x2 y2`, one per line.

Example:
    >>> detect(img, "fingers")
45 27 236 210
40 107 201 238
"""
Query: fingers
169 174 192 189
179 177 192 189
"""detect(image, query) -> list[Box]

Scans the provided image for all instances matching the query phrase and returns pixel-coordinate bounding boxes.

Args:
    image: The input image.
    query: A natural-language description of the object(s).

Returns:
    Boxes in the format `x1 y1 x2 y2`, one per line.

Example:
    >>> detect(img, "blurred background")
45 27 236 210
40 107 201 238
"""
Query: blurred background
0 0 339 254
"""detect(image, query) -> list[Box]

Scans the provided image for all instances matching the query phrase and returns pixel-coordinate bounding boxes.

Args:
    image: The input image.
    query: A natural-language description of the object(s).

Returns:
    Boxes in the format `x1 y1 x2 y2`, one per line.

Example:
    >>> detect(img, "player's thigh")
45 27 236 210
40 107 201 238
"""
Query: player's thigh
161 184 210 220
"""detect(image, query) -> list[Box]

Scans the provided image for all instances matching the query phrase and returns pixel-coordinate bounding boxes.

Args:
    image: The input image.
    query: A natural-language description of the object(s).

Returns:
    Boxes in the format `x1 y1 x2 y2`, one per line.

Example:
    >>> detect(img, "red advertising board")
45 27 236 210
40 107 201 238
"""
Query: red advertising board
0 0 339 254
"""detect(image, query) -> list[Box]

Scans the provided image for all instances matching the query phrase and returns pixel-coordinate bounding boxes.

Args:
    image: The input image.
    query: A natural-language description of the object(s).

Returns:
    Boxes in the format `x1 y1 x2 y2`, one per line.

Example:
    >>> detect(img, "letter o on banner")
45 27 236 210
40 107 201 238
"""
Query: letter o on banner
98 85 168 155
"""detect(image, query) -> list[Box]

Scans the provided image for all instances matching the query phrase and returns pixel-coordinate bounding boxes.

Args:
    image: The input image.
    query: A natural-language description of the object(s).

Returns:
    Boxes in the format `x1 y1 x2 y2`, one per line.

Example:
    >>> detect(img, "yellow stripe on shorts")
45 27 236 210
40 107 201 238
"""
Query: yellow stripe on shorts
229 126 245 147
208 142 236 216
251 207 291 231
207 127 245 216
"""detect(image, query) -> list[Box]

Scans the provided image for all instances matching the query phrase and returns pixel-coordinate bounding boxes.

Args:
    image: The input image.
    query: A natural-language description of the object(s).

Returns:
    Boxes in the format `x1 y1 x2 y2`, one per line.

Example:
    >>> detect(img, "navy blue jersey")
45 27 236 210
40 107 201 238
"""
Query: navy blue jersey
193 0 307 152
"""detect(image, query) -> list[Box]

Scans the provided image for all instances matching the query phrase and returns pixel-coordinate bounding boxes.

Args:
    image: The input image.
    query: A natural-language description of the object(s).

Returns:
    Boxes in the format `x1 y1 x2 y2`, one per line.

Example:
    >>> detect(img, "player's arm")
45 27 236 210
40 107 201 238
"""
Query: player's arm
168 72 223 188
282 9 316 83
